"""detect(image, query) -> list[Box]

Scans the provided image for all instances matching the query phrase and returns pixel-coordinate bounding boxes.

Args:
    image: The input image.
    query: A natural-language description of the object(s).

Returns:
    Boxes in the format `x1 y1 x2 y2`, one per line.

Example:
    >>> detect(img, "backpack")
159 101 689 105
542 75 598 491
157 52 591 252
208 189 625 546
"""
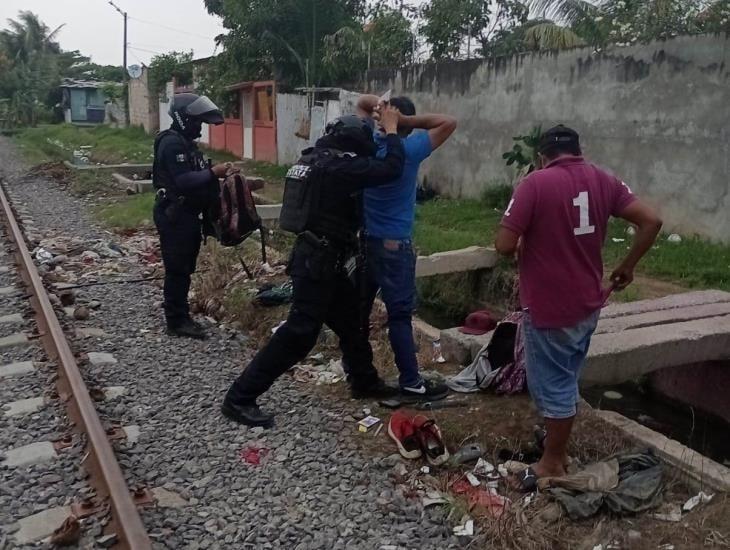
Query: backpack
209 173 267 271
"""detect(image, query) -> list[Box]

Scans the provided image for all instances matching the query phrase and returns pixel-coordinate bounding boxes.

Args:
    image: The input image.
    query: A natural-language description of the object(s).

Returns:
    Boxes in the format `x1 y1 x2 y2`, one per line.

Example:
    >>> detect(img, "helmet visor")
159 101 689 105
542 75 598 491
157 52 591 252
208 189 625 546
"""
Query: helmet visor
187 95 224 125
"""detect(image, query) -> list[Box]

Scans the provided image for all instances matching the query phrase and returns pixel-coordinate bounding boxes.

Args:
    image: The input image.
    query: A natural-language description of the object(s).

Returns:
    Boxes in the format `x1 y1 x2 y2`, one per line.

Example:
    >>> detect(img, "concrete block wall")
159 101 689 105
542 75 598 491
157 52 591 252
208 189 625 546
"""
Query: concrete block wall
128 67 159 134
366 34 730 242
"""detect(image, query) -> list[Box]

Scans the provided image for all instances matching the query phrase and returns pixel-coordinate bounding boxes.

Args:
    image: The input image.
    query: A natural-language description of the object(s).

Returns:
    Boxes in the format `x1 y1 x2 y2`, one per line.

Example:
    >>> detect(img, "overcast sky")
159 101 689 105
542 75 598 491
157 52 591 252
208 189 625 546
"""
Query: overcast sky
0 0 226 66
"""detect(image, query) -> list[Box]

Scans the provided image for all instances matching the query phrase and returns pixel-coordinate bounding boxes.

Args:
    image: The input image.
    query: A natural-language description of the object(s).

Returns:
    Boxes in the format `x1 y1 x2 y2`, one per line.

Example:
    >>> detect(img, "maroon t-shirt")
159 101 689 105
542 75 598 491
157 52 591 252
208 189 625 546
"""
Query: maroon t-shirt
501 156 636 329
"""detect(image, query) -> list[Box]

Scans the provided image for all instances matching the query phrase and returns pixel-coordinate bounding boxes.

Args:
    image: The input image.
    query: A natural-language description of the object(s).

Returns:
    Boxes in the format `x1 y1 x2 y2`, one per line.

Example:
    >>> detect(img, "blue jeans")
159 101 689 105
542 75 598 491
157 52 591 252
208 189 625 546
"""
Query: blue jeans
523 310 600 419
366 237 422 388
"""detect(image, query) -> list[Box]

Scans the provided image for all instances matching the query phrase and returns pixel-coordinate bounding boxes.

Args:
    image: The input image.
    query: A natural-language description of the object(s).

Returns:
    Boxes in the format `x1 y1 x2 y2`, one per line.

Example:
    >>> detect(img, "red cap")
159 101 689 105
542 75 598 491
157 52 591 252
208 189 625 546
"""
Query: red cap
459 310 497 335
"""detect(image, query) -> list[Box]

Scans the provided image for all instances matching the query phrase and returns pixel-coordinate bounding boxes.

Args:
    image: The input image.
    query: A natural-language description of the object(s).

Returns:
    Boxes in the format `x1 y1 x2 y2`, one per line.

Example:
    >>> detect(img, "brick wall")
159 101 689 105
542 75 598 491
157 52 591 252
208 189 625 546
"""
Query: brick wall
128 67 159 134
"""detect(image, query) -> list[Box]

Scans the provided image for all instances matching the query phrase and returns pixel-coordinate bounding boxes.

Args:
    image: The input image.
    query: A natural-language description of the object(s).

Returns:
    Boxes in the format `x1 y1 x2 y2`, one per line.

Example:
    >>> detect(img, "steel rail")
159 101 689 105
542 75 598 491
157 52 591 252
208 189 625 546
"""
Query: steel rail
0 184 151 549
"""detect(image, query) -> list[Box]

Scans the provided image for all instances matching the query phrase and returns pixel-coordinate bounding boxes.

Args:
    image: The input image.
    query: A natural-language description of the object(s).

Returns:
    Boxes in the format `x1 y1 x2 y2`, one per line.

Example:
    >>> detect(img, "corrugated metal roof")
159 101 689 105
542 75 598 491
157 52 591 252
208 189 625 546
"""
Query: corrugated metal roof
60 78 117 89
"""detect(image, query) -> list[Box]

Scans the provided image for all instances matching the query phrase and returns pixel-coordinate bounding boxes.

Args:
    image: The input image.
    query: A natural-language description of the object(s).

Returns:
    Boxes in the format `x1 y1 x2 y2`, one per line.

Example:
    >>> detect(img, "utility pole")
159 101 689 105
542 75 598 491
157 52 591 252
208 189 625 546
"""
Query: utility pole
108 1 129 127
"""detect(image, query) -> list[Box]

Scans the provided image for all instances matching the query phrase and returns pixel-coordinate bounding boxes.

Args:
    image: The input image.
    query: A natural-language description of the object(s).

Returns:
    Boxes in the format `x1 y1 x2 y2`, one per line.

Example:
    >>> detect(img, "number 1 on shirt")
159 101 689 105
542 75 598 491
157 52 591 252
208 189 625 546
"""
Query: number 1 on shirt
573 191 596 236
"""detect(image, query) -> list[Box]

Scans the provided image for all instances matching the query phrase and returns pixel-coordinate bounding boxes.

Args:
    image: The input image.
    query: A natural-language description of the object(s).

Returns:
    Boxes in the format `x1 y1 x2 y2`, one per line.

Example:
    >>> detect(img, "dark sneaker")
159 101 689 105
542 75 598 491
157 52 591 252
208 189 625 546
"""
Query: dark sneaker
400 378 449 402
221 399 275 428
167 318 207 340
351 378 399 400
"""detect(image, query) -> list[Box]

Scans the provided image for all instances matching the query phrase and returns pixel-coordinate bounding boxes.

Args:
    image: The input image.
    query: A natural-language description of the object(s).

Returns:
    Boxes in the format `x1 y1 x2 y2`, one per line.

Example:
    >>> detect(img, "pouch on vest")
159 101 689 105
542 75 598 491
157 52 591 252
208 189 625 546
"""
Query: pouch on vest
279 153 323 234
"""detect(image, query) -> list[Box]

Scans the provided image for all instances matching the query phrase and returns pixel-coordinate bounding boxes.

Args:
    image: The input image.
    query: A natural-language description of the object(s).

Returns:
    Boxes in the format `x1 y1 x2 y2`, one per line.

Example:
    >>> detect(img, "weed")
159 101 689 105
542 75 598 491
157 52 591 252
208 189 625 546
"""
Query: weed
481 181 514 210
95 194 155 230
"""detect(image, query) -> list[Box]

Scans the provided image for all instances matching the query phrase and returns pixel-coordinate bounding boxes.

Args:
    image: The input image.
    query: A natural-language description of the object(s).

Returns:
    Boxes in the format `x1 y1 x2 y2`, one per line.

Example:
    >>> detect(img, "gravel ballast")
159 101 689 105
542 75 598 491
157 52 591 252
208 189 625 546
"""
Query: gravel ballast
0 137 464 549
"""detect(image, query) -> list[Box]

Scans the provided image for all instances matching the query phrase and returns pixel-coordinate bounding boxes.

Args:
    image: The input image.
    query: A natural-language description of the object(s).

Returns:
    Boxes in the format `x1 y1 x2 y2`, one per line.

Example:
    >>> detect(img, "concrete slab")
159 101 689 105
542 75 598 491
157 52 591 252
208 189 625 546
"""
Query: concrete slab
2 441 57 468
440 327 491 365
0 332 29 349
135 181 154 194
152 487 188 508
416 246 498 278
0 313 24 324
595 301 730 334
0 285 17 295
13 506 72 544
87 352 117 366
123 425 141 444
3 396 45 417
257 203 282 221
103 386 126 400
601 290 730 319
583 314 730 386
0 360 36 378
75 328 108 339
595 410 730 492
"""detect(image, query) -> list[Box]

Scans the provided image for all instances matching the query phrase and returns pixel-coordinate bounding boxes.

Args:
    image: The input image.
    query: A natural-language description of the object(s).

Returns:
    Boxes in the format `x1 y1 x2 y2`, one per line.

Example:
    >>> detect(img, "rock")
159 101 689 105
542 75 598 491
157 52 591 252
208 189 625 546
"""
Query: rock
96 534 118 548
73 306 90 320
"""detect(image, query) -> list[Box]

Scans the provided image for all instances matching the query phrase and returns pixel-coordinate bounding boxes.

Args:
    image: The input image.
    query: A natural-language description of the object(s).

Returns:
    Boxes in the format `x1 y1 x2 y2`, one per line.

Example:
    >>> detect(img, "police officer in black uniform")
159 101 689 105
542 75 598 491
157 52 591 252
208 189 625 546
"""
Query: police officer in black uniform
222 107 404 427
153 93 229 339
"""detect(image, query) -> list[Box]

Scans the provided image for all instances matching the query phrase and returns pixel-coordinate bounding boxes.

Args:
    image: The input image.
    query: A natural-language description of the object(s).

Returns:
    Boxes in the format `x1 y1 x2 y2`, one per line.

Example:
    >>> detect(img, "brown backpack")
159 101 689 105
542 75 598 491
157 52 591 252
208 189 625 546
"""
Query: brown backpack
210 173 267 268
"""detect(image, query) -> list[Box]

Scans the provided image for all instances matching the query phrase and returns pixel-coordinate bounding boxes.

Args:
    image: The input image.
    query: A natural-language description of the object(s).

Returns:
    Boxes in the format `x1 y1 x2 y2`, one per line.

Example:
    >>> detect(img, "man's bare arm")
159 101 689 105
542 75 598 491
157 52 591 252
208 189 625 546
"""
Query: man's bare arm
398 113 457 150
610 200 663 290
495 226 520 256
356 94 381 119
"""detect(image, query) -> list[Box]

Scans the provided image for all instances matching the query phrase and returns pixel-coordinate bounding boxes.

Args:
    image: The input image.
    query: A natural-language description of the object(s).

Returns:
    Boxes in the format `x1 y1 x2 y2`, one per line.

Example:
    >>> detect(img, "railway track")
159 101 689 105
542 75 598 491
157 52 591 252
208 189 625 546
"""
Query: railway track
0 183 151 549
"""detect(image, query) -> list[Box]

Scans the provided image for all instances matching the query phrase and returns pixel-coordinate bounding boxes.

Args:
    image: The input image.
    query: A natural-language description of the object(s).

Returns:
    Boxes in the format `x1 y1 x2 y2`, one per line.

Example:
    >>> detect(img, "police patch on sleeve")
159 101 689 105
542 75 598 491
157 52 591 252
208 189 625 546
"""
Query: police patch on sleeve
176 153 187 163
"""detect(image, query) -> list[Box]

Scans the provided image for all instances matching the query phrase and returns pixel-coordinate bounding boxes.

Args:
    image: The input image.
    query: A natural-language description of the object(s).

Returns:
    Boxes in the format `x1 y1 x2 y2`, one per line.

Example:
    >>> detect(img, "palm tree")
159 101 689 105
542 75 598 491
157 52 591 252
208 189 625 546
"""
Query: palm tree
0 11 64 61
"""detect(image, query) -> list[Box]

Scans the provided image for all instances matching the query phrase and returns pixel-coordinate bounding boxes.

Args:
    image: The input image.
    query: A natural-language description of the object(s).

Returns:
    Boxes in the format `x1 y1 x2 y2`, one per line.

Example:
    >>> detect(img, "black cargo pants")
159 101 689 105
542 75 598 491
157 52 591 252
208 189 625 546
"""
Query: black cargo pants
226 237 380 405
153 200 202 328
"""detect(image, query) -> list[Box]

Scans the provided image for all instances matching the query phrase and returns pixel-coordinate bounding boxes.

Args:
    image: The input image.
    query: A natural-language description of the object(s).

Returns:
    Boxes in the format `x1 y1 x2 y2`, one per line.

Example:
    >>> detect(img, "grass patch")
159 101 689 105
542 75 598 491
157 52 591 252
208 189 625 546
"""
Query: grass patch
414 198 502 255
241 159 289 182
96 194 155 230
603 219 730 291
15 124 154 164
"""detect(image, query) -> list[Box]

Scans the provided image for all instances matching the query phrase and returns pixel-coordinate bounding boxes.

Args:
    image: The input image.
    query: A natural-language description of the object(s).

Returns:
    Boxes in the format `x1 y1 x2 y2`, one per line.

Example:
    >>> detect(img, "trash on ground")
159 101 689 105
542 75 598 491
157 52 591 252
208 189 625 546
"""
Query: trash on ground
432 340 446 363
453 516 474 537
292 360 345 385
667 234 682 243
611 238 625 243
652 503 682 522
683 491 714 512
239 444 269 465
451 443 483 465
486 472 501 489
546 452 663 520
603 390 623 400
468 487 510 518
498 464 509 477
465 472 481 487
255 282 293 306
358 415 382 433
35 247 54 264
422 490 449 507
473 457 495 476
503 460 529 475
420 465 431 474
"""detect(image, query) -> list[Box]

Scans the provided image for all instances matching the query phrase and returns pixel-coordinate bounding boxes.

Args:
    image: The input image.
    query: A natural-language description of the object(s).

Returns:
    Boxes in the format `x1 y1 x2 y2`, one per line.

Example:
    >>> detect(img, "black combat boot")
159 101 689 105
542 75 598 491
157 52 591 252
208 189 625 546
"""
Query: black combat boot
221 398 275 428
167 318 207 340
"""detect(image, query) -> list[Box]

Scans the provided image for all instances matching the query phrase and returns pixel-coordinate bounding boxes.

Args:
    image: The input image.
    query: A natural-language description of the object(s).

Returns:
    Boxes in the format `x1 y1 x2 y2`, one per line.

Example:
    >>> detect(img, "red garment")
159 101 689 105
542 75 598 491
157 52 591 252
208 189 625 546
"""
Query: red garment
501 156 635 329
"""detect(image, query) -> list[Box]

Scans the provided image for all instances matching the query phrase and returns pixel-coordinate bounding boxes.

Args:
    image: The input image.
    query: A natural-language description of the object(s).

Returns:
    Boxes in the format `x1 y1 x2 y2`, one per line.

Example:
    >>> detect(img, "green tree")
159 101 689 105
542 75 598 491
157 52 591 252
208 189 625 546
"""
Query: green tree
204 0 366 87
148 51 194 97
421 0 528 59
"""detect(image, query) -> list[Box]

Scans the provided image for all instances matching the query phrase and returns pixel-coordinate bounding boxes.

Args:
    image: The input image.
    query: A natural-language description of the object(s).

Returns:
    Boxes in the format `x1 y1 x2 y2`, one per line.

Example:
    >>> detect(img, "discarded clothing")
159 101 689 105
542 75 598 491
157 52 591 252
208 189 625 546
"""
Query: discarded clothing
447 311 526 395
539 459 619 493
254 282 293 306
546 451 664 520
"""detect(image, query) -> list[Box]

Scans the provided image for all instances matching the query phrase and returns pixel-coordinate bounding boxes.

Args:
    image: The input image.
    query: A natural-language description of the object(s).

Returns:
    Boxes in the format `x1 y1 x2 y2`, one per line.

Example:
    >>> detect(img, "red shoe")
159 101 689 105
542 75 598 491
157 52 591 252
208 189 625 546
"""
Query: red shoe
413 415 450 466
388 411 423 460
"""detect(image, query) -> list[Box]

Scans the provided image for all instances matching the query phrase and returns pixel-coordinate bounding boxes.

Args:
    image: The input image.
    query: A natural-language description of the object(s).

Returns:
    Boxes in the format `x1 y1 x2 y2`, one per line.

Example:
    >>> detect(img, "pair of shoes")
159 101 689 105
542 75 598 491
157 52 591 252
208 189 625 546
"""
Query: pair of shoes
167 318 207 340
388 411 450 466
350 378 399 399
221 398 275 428
399 378 450 402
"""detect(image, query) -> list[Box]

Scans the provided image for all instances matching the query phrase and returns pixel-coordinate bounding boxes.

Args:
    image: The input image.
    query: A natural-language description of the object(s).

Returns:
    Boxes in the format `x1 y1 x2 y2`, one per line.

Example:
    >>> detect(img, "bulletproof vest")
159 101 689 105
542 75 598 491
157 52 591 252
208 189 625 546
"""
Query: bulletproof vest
279 148 359 243
152 129 208 194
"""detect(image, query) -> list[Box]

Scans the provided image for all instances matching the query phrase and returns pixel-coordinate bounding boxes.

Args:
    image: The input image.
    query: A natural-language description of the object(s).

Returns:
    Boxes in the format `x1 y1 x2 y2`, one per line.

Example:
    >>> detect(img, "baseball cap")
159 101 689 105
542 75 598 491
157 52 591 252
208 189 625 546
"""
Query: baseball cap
459 310 498 336
538 125 580 154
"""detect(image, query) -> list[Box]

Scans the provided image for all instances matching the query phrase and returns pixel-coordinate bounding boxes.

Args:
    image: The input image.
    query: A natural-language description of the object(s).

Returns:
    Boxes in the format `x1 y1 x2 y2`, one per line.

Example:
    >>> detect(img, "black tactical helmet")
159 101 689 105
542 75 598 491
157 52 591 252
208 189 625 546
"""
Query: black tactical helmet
169 93 224 139
324 115 377 157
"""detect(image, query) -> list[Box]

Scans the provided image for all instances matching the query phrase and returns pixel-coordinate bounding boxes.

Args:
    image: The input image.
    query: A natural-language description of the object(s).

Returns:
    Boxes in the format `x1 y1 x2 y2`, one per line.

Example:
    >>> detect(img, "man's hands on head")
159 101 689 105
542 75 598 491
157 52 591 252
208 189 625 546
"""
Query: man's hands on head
379 105 400 135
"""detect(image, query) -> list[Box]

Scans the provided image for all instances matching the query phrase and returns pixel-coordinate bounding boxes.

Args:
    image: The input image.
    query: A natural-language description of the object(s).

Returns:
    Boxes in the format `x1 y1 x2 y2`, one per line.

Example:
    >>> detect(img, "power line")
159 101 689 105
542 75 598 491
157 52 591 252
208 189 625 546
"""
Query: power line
128 44 163 56
128 16 217 41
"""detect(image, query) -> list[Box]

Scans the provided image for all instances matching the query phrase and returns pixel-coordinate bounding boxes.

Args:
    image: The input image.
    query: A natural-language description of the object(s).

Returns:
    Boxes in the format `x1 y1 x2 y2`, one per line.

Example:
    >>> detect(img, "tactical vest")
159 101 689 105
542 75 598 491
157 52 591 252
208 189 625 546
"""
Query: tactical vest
279 148 358 243
152 129 208 195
